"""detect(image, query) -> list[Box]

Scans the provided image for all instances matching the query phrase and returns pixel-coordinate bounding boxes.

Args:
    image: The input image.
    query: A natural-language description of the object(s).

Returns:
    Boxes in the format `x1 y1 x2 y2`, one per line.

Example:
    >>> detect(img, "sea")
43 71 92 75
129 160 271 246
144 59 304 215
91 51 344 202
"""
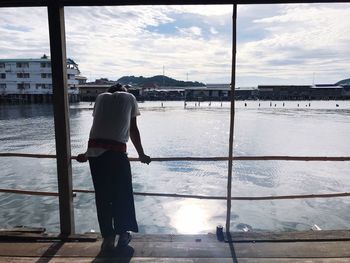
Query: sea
0 100 349 234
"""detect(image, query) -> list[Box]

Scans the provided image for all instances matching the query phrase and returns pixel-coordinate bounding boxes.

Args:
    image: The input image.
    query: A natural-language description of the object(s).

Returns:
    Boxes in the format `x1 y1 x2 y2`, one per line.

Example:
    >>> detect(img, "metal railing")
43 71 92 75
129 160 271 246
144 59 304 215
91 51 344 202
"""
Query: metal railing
1 153 349 202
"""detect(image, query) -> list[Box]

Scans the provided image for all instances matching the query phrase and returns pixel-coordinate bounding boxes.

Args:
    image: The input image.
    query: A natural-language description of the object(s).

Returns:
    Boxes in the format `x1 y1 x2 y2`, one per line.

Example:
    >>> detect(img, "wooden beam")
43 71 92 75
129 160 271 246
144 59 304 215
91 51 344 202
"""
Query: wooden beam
47 0 75 235
0 235 349 259
226 4 237 234
61 0 350 5
0 232 97 242
1 0 350 8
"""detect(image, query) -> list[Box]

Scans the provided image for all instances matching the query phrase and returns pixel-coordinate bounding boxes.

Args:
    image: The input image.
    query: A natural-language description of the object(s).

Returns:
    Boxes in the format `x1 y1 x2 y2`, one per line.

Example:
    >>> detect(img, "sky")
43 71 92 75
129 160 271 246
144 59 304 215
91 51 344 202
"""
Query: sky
0 3 350 86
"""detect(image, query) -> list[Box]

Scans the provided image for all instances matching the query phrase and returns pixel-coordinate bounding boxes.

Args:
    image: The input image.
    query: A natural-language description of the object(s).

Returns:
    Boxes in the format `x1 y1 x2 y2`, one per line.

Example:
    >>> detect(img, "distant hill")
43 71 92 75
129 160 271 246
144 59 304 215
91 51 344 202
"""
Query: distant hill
336 78 350 85
117 75 205 87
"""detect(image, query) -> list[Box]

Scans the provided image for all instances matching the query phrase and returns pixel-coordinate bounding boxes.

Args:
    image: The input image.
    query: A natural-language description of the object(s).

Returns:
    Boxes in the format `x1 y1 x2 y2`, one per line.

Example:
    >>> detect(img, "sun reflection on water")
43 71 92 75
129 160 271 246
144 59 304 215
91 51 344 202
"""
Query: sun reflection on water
170 200 212 234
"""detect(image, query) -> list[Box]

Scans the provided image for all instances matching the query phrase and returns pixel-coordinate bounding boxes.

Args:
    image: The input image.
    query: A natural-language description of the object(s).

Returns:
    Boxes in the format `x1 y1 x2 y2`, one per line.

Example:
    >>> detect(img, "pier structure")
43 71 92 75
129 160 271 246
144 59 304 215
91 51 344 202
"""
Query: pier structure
0 0 350 262
77 83 350 102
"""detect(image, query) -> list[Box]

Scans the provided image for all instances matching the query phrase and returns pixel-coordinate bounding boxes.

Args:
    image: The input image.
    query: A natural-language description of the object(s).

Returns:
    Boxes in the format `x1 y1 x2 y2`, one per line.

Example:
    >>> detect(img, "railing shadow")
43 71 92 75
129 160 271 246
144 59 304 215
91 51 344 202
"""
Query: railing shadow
35 242 64 263
226 232 239 263
91 245 134 263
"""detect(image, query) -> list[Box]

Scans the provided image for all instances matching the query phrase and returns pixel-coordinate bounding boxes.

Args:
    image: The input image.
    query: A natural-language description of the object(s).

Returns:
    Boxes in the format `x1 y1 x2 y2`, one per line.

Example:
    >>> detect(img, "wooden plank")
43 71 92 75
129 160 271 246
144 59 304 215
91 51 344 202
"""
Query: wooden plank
130 234 218 243
1 257 350 263
0 226 45 233
1 231 350 243
132 241 350 258
0 232 97 242
0 240 349 258
132 231 350 242
47 0 75 235
224 230 350 242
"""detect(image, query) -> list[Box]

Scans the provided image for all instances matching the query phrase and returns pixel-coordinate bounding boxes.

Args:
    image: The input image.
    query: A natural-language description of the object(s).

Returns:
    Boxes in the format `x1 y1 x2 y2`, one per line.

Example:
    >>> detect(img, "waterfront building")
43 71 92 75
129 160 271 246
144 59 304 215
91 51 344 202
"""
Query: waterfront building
184 85 230 101
234 86 258 100
183 83 350 101
78 82 350 102
185 85 258 101
78 84 111 101
143 88 184 100
310 84 344 100
258 85 311 100
78 83 142 101
257 84 349 100
0 56 81 103
75 75 87 85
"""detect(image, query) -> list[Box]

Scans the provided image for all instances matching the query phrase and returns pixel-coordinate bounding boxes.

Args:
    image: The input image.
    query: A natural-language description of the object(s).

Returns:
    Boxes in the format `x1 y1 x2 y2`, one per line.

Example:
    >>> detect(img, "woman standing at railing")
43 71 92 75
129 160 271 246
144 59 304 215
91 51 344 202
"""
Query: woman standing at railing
77 83 151 252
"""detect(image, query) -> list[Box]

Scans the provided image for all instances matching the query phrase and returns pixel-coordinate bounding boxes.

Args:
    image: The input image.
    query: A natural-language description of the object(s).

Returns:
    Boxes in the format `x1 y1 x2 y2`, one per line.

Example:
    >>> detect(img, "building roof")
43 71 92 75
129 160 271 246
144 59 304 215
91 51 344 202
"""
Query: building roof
236 86 257 91
75 75 87 80
312 84 343 89
67 58 78 65
0 57 78 65
206 84 230 89
258 85 311 87
77 84 111 88
185 86 231 91
0 58 50 63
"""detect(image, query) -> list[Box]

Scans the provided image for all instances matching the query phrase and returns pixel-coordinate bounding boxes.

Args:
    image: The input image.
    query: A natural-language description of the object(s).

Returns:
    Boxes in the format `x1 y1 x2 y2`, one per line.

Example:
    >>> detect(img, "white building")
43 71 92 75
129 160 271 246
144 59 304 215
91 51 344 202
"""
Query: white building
0 56 81 102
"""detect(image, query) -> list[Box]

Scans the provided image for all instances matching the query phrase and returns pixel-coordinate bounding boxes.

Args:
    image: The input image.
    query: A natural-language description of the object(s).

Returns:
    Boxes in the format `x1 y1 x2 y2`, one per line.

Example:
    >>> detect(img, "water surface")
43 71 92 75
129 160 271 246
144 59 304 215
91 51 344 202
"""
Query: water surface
0 100 349 234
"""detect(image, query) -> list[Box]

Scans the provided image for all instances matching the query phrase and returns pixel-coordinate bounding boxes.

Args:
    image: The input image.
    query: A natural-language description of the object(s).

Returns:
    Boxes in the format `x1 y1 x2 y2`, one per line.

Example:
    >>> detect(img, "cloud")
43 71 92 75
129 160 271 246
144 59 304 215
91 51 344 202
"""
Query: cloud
210 27 218 35
177 26 202 37
0 4 350 85
63 6 232 83
237 3 350 85
0 7 50 57
169 5 233 16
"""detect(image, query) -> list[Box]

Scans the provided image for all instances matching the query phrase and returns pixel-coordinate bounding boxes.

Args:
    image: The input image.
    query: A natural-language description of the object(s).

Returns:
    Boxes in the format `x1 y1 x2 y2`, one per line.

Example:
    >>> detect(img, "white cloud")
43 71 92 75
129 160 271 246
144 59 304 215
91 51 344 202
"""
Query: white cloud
0 7 50 57
210 27 218 35
63 6 231 83
177 26 202 37
169 5 233 16
0 4 350 85
237 3 350 85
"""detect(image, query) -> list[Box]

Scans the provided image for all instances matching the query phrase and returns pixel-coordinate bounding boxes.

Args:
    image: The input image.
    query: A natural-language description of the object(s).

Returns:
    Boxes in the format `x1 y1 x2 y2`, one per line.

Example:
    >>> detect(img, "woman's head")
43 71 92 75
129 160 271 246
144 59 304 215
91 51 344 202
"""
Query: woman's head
107 83 127 93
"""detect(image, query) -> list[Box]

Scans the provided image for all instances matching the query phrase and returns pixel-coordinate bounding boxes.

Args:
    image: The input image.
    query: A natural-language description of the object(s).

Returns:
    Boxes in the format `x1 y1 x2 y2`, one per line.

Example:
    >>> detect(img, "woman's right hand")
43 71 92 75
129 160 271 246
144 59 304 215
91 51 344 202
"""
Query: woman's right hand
139 154 151 165
76 153 88 163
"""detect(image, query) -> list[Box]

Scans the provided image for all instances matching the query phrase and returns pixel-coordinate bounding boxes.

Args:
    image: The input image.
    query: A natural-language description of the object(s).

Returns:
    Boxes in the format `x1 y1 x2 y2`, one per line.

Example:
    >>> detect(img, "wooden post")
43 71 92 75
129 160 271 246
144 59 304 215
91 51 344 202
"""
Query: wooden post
47 1 75 235
226 4 237 234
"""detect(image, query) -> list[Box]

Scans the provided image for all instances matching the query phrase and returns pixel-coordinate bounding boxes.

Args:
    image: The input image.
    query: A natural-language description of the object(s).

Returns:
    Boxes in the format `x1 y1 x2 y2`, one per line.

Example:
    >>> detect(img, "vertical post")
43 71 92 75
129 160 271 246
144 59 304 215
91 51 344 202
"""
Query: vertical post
47 1 75 235
226 4 237 234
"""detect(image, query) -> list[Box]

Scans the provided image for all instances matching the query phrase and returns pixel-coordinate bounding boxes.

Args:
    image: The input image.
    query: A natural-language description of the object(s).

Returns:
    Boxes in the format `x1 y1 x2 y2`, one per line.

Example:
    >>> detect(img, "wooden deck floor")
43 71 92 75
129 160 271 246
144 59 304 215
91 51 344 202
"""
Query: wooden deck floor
1 230 350 262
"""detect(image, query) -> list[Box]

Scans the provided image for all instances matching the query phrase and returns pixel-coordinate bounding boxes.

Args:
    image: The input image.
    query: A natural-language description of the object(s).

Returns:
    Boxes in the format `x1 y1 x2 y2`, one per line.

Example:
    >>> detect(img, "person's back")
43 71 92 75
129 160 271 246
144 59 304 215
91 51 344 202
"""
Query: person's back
89 91 139 143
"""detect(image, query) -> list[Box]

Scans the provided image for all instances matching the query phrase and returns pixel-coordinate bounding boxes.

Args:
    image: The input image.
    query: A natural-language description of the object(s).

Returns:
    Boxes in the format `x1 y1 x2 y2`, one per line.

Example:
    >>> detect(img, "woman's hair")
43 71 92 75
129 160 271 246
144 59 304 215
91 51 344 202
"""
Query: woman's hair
107 83 127 93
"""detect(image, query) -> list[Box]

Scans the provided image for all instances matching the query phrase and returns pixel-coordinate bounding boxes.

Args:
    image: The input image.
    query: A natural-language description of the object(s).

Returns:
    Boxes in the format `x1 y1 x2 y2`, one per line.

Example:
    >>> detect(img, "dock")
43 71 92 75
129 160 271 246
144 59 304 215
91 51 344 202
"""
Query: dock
1 230 350 262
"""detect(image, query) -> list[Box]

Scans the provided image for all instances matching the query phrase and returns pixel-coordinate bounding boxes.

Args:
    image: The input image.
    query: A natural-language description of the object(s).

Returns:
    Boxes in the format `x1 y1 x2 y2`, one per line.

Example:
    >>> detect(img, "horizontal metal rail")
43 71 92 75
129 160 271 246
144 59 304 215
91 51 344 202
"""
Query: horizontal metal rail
76 189 350 200
1 153 350 161
1 153 349 199
1 188 349 200
0 188 76 197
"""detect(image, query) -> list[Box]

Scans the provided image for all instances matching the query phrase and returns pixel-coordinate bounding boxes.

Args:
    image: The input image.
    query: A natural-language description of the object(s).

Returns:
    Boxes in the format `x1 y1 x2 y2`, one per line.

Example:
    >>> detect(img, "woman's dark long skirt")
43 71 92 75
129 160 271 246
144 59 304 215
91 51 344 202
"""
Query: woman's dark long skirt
89 151 138 238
